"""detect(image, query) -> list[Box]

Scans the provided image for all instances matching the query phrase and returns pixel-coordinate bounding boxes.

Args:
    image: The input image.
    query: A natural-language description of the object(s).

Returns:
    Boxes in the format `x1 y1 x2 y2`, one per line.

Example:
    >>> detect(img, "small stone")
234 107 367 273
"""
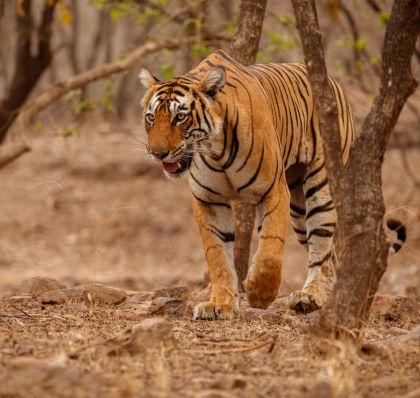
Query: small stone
150 297 187 316
19 277 67 297
117 317 175 354
152 286 190 300
40 288 84 304
81 283 127 305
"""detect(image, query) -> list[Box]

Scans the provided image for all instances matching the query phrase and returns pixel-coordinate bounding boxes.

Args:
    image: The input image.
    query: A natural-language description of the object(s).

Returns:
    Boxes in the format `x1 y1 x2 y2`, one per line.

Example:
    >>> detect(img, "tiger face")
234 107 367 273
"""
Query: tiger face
139 67 226 177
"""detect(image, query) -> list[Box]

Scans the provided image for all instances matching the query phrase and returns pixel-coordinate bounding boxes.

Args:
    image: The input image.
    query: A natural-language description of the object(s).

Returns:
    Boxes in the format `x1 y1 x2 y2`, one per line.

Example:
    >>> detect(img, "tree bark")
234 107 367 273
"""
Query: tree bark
292 0 420 340
0 0 56 143
230 0 267 65
229 0 267 290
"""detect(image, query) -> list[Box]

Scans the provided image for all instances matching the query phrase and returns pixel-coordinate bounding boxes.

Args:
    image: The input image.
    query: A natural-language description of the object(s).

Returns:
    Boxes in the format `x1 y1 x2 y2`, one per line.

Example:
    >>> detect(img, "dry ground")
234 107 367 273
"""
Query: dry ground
0 106 419 397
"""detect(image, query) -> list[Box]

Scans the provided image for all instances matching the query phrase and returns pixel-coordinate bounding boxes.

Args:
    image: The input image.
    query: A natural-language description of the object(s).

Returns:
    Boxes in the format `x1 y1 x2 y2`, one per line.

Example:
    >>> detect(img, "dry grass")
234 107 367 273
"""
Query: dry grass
0 292 419 398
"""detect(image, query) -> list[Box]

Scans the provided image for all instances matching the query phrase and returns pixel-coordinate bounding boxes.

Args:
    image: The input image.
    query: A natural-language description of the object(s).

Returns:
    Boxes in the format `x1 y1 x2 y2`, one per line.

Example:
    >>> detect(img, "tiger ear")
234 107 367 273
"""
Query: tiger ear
139 69 160 89
198 67 226 98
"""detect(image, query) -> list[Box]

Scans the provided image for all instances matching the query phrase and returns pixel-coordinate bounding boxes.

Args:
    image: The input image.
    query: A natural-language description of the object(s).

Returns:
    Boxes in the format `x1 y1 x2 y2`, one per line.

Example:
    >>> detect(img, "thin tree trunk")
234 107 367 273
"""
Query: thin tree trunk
228 0 267 291
0 0 56 143
292 0 420 340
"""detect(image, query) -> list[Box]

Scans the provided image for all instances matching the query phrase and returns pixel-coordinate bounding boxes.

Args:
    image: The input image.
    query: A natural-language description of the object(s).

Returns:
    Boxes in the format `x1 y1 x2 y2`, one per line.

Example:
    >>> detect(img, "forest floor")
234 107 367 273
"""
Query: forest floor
0 116 419 397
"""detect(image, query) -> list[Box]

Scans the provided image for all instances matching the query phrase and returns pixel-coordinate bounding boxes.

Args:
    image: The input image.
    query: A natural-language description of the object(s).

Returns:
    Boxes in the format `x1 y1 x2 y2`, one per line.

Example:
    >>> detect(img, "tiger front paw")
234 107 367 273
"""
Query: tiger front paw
192 301 238 320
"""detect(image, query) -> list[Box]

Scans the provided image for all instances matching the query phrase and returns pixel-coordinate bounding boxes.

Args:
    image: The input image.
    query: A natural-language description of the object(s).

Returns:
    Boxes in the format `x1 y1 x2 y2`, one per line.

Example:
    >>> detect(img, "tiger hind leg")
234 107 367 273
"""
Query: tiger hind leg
287 160 337 313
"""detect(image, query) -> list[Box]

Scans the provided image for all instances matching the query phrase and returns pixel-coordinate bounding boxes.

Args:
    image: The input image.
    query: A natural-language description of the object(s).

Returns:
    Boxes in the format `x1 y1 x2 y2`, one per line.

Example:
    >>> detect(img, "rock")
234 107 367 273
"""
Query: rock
245 307 283 322
370 294 420 324
112 317 175 354
40 283 127 305
19 277 67 297
150 296 187 316
81 283 127 304
152 285 190 300
40 288 85 304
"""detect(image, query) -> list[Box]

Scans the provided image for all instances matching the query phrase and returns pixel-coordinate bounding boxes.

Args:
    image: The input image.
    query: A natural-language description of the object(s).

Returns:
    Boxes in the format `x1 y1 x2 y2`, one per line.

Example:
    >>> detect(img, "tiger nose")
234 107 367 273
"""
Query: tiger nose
151 150 169 160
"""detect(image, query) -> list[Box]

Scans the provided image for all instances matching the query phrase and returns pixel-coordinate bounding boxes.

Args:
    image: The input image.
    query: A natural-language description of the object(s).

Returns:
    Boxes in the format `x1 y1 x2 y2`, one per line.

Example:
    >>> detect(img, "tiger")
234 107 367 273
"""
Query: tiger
139 49 406 320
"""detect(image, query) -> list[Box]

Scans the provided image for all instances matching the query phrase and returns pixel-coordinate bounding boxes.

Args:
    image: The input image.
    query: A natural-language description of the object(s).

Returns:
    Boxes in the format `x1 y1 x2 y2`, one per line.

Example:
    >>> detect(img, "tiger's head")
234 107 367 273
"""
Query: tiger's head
139 67 226 178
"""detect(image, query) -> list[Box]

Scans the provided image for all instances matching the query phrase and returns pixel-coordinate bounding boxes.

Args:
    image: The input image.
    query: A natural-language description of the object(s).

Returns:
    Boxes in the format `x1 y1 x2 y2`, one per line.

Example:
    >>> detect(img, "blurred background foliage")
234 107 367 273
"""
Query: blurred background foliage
2 0 418 133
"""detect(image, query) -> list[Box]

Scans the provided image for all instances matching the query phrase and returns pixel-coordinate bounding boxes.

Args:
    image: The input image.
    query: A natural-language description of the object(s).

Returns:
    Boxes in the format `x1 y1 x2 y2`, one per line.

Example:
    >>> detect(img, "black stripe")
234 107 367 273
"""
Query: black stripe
190 172 221 195
288 178 303 191
304 162 325 184
223 109 239 169
293 227 307 235
257 159 279 205
290 203 305 216
307 228 334 241
211 226 235 243
238 144 265 192
200 154 224 172
306 200 334 219
305 177 329 199
193 193 231 208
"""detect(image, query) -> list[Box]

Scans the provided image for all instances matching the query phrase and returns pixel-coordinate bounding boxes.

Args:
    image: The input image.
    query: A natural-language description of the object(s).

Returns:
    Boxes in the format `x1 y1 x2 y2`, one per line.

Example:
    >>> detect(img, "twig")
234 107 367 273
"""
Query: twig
188 334 278 354
0 141 30 169
9 304 31 318
14 35 227 130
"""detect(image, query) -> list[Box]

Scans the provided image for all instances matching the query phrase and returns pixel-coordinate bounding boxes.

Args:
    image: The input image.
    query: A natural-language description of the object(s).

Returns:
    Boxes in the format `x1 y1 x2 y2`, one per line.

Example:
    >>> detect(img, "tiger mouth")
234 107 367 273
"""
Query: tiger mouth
162 157 192 176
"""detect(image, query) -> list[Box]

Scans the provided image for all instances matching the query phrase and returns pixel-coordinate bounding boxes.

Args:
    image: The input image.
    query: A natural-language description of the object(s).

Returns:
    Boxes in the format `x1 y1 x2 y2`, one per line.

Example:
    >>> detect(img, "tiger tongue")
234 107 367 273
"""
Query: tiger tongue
163 162 179 173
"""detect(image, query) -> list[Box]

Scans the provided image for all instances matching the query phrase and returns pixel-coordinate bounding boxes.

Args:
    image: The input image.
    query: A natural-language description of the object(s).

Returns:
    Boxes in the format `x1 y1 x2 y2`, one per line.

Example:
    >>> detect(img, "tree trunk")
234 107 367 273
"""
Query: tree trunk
292 0 420 340
0 0 56 143
229 0 267 290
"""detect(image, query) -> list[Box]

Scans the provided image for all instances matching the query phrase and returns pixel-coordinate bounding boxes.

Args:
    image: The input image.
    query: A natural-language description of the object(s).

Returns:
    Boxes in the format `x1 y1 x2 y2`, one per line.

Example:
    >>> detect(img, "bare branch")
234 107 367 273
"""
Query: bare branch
14 36 222 129
0 141 30 169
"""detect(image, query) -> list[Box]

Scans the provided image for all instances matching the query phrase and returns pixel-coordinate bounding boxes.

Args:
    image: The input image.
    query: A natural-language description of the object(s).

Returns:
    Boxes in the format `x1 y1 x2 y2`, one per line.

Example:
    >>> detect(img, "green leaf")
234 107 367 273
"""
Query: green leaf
33 120 42 131
158 63 175 81
355 37 367 51
378 10 390 26
60 126 78 139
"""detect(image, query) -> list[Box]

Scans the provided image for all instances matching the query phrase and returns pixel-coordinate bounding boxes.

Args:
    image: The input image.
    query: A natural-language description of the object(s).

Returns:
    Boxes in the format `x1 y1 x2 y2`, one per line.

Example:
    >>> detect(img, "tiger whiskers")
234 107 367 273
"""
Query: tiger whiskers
131 129 150 156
